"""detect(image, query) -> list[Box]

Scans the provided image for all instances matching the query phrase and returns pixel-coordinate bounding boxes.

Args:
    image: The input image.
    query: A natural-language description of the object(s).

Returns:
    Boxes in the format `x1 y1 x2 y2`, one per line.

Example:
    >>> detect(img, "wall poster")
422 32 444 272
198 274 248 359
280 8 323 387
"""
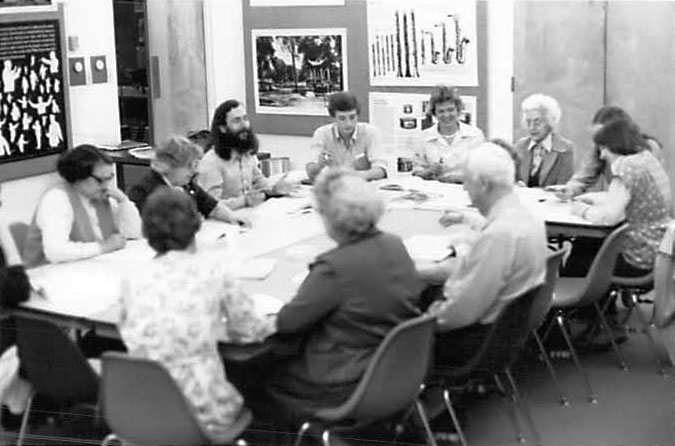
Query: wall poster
0 18 68 164
252 28 347 116
369 92 476 154
367 0 478 87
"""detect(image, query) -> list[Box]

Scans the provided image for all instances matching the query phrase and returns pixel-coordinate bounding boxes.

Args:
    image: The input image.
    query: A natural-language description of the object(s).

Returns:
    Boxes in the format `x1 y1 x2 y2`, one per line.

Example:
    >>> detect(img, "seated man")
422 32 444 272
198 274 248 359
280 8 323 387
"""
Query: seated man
197 100 293 210
514 94 575 188
127 135 247 225
305 91 387 182
23 145 142 267
421 142 548 365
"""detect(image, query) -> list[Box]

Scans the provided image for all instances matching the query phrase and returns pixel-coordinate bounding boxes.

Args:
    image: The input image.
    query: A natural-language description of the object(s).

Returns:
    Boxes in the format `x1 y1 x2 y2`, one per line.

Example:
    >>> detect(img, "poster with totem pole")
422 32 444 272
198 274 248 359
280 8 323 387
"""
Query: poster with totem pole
367 0 478 86
0 18 68 164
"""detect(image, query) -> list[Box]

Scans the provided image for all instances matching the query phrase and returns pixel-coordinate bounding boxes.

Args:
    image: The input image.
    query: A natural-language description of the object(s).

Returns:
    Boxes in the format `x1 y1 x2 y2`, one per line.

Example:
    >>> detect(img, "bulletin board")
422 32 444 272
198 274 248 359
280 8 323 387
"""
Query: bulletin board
0 3 71 182
242 0 487 137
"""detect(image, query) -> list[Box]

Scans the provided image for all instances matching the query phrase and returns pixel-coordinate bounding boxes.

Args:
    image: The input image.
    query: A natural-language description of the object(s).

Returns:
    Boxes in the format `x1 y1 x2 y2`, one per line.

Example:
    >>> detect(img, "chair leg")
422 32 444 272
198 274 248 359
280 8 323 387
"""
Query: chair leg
531 329 569 406
492 373 526 445
321 429 331 446
294 421 312 446
504 367 542 446
414 398 439 446
16 392 33 446
628 293 669 375
593 301 628 371
100 433 121 446
442 388 468 446
555 312 597 403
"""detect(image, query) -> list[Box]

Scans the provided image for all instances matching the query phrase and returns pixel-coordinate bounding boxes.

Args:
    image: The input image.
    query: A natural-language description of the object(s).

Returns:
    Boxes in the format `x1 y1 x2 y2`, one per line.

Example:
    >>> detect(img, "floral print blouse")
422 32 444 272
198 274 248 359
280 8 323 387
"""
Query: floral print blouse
613 150 672 269
118 249 275 443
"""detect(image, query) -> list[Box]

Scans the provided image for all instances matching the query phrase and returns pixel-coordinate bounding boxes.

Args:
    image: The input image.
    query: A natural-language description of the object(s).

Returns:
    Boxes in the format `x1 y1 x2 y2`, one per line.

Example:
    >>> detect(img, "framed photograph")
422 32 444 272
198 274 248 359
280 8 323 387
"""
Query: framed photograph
252 28 347 116
367 0 478 86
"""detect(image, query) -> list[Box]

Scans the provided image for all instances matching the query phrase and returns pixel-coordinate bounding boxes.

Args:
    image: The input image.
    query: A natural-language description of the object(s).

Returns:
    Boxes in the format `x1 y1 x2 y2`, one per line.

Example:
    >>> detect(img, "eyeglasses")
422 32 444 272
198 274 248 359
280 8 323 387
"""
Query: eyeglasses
90 173 115 185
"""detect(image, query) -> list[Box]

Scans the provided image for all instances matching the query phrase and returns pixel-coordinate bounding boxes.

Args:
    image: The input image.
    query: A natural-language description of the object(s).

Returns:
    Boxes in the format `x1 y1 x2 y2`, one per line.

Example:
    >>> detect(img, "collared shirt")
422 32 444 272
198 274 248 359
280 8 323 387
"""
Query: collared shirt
433 192 547 330
528 132 553 178
310 122 387 173
412 122 485 177
197 150 269 208
35 187 142 263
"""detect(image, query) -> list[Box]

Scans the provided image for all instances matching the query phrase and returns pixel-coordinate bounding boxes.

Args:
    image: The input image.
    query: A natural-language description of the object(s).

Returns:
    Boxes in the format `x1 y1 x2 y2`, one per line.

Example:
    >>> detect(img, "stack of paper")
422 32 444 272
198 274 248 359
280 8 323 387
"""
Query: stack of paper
234 258 277 280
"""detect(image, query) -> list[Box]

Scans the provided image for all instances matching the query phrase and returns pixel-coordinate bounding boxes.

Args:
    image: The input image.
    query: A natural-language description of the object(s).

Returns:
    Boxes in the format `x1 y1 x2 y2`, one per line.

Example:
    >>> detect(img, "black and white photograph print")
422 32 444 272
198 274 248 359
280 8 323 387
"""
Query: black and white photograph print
252 28 347 116
367 0 478 87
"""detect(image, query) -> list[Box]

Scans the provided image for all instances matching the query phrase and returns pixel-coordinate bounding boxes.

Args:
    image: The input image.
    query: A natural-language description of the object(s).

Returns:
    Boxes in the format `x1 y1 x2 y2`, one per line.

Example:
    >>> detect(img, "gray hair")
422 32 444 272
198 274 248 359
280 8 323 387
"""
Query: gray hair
464 142 515 189
151 135 203 173
313 168 385 239
520 93 562 130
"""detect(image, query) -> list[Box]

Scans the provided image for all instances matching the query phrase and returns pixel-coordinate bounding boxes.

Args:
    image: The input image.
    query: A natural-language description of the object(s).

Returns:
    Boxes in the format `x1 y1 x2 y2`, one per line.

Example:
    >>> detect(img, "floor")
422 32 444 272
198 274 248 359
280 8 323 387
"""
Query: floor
1 303 673 446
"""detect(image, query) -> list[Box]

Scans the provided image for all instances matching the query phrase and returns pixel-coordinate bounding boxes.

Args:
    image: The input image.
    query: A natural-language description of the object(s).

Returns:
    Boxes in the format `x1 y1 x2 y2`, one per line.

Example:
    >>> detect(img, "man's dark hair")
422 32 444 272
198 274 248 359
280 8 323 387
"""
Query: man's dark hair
327 91 360 117
56 144 112 184
209 99 259 160
142 188 202 254
428 85 463 117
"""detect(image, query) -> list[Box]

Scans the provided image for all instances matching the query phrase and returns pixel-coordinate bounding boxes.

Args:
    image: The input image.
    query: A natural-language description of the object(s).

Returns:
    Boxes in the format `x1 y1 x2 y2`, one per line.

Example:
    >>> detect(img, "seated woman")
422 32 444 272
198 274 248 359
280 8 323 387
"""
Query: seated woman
514 94 575 188
267 168 423 423
198 100 293 209
118 188 275 443
23 145 142 267
127 135 247 226
572 118 672 277
412 86 484 183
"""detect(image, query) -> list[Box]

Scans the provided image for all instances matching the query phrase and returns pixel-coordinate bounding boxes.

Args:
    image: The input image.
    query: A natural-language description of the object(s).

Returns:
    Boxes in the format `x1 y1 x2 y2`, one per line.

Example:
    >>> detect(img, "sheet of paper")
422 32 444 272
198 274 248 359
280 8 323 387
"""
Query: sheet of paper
234 258 277 280
404 234 454 263
250 293 284 315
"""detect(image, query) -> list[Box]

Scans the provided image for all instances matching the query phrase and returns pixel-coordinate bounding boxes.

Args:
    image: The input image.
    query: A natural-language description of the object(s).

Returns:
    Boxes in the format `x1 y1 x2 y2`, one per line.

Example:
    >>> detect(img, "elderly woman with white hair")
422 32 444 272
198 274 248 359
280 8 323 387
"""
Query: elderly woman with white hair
267 168 423 422
514 93 575 187
127 135 247 226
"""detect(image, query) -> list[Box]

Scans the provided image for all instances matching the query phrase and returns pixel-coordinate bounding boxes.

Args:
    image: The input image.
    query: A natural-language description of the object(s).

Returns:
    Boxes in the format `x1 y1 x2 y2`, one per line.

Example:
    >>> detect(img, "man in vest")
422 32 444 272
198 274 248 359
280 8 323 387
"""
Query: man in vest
23 145 142 267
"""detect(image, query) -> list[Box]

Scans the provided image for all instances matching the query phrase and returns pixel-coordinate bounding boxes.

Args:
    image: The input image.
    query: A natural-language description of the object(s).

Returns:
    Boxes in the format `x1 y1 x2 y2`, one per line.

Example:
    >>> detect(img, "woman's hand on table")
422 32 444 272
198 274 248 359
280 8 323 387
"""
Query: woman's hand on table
545 184 574 201
439 210 465 227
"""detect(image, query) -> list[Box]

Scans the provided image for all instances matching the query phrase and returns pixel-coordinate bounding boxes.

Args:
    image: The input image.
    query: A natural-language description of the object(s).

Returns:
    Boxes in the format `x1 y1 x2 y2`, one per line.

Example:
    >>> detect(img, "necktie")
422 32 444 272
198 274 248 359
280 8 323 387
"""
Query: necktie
528 143 544 187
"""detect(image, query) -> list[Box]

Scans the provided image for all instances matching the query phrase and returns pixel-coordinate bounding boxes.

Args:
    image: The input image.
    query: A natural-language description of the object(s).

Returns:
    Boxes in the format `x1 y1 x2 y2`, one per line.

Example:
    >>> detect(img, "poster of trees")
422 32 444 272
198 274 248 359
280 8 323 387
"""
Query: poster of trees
252 28 347 116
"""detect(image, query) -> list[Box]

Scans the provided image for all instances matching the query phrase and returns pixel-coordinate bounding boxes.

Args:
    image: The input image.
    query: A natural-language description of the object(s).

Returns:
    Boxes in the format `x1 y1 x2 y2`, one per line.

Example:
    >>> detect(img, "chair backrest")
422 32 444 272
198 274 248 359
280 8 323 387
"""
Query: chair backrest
15 316 98 404
528 247 567 330
449 285 543 378
326 314 436 422
101 352 210 445
8 221 28 261
576 223 630 307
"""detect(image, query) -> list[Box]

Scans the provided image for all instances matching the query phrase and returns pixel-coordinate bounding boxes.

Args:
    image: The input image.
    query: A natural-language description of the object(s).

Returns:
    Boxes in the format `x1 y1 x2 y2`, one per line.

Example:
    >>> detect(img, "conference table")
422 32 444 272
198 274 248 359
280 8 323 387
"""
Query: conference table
11 175 618 360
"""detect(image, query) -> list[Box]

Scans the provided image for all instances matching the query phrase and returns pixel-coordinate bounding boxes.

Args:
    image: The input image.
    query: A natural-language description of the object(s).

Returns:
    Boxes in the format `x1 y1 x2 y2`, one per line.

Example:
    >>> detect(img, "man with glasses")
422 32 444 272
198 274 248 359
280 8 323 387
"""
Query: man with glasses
23 144 142 267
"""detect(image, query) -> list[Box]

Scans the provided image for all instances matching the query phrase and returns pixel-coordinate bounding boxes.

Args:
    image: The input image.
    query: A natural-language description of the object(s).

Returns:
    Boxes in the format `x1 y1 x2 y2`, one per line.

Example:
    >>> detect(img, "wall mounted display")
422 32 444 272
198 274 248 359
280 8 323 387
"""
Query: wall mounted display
369 92 476 154
367 0 477 86
0 18 69 164
252 28 347 116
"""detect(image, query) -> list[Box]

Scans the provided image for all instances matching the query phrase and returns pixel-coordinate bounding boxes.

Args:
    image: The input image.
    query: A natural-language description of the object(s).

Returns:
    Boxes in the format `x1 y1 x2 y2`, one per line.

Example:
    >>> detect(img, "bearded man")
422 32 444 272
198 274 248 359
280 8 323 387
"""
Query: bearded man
198 99 293 209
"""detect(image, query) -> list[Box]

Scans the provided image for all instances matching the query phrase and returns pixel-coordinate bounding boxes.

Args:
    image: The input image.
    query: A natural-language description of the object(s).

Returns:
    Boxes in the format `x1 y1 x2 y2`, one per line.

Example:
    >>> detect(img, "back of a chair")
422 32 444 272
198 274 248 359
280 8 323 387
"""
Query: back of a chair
315 314 435 423
577 223 630 307
101 352 210 446
447 285 543 380
15 316 98 405
528 247 567 330
9 222 28 260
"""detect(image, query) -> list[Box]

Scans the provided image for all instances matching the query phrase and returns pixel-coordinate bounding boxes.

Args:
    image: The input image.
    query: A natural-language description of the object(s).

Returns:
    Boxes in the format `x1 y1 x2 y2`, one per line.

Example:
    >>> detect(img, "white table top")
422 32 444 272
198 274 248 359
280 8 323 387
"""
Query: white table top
17 180 615 332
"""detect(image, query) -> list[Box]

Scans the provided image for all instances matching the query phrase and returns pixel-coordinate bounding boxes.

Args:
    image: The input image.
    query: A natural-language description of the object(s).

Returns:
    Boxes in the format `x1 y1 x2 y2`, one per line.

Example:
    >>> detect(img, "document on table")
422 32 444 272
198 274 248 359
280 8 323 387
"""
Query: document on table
404 235 455 263
250 293 284 316
234 258 277 280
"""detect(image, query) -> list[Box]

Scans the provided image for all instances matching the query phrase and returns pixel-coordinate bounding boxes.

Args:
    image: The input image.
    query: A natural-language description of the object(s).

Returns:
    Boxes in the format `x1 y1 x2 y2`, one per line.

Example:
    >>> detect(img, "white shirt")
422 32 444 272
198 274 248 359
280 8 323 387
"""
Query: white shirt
35 188 142 263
